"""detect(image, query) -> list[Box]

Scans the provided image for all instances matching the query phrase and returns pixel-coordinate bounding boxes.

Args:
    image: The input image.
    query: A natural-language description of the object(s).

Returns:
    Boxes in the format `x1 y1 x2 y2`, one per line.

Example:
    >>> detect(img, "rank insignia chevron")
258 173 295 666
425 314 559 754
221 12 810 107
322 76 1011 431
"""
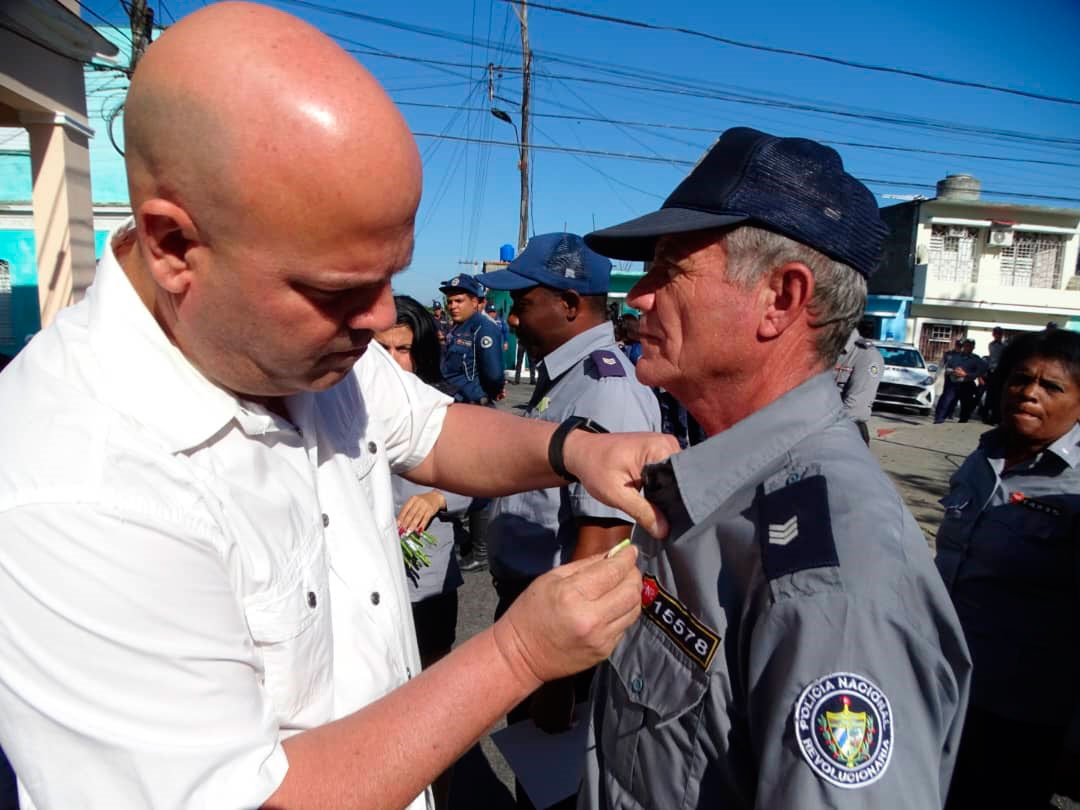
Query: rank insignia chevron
768 516 799 545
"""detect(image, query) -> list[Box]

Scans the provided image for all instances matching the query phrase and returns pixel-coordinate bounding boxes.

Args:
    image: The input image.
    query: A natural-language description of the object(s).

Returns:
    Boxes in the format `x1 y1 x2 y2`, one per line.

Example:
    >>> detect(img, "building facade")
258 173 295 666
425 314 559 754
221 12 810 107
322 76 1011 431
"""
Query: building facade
868 174 1080 365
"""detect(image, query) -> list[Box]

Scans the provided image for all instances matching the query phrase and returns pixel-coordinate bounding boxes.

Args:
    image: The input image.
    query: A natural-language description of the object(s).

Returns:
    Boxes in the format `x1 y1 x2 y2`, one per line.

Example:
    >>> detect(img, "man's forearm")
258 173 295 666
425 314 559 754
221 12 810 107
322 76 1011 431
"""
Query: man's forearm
266 627 536 810
406 404 566 495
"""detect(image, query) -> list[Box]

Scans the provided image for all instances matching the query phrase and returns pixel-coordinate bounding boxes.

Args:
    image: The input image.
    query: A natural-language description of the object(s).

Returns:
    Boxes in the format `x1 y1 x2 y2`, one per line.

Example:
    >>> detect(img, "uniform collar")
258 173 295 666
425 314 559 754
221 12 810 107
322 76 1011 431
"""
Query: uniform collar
982 421 1080 471
541 321 616 379
666 371 842 524
87 220 292 452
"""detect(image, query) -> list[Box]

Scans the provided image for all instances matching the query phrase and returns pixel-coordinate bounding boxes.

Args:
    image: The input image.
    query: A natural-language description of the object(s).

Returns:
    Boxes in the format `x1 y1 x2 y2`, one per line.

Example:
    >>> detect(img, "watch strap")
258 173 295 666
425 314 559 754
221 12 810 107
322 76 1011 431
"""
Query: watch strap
548 416 609 483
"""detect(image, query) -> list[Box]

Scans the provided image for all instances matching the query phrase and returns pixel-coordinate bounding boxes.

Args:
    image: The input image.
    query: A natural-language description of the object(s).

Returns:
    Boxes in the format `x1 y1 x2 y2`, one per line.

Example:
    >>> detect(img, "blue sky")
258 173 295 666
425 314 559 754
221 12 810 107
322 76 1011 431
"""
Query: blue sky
77 0 1080 303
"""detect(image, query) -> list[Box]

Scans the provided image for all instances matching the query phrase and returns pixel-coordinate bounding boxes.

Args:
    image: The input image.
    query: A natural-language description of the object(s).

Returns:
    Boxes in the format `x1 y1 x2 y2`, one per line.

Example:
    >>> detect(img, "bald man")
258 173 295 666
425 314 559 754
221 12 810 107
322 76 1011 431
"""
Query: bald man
0 5 676 809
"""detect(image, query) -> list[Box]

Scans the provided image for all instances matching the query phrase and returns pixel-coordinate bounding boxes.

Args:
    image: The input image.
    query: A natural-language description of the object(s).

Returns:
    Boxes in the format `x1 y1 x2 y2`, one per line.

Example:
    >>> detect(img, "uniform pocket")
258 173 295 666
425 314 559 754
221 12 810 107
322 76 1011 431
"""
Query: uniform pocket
244 522 332 724
600 618 710 810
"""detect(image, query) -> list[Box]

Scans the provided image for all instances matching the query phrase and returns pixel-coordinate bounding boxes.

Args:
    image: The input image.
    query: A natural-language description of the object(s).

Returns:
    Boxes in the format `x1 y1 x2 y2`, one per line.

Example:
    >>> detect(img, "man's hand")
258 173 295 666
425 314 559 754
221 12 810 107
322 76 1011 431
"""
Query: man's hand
562 431 680 539
492 548 642 692
396 491 446 534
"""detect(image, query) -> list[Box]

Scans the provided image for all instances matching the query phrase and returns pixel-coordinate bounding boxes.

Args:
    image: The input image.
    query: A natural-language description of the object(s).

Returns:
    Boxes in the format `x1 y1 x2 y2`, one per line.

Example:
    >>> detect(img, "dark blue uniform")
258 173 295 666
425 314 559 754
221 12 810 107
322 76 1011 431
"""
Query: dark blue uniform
441 311 504 404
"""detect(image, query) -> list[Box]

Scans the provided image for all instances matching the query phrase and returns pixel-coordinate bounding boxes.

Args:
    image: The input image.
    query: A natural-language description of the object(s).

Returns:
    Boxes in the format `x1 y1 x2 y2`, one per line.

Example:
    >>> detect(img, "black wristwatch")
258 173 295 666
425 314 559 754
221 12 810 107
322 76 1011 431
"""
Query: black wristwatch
548 416 609 483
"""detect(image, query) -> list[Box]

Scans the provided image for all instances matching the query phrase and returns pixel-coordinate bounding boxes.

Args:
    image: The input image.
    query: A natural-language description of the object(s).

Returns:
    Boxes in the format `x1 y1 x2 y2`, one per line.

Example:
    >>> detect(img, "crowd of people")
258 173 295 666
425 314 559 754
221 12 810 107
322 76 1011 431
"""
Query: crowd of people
0 5 1076 810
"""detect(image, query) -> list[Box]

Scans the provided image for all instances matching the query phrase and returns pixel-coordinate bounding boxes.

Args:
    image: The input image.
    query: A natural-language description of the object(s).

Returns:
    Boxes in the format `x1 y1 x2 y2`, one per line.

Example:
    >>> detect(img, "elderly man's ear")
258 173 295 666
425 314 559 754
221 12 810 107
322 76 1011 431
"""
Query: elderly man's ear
757 261 815 340
136 199 202 295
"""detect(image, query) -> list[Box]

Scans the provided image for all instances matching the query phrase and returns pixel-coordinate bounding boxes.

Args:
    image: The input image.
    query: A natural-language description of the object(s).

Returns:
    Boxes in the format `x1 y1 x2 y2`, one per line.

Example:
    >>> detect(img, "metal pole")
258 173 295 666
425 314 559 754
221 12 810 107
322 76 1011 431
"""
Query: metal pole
514 0 531 253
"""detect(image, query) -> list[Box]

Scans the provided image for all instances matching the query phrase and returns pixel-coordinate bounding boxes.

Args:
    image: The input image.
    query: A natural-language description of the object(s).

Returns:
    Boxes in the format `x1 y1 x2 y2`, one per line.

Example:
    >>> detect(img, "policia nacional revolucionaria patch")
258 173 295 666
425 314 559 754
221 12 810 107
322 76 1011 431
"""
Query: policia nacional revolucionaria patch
640 574 719 670
793 672 893 789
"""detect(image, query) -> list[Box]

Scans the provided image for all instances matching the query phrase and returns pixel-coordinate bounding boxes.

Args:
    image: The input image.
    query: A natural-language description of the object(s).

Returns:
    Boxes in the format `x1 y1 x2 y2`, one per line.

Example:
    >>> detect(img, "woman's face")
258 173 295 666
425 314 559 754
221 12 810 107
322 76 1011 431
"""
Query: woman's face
374 324 415 374
1001 355 1080 447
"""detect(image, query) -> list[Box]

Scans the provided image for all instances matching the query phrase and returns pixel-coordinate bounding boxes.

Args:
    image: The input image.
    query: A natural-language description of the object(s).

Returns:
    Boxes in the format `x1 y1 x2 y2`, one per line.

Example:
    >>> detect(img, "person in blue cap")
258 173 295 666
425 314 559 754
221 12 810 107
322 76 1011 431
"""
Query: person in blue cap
481 232 661 809
578 127 971 810
438 274 505 405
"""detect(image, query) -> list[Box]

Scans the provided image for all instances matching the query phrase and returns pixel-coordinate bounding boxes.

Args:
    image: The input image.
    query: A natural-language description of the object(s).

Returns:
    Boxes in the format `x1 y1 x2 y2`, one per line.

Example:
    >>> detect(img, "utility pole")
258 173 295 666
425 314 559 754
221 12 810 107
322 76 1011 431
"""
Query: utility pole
512 0 531 254
129 0 154 71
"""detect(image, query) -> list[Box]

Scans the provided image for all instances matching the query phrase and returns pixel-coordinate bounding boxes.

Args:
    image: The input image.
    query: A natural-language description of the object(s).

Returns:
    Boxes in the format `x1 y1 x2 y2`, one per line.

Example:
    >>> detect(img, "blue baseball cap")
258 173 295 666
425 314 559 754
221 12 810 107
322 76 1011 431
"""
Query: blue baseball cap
584 127 888 278
480 233 613 295
439 274 485 297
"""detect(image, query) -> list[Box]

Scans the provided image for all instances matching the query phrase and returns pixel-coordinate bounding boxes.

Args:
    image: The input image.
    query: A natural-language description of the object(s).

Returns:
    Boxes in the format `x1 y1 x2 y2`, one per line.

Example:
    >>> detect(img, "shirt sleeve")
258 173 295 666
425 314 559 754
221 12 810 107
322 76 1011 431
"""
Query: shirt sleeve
0 503 288 810
356 341 453 473
477 322 506 400
746 569 969 809
566 379 662 521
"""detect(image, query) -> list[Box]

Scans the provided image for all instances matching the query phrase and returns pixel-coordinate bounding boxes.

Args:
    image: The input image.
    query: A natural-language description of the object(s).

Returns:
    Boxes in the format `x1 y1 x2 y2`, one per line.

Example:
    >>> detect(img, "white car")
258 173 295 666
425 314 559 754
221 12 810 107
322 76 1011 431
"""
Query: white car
871 341 938 415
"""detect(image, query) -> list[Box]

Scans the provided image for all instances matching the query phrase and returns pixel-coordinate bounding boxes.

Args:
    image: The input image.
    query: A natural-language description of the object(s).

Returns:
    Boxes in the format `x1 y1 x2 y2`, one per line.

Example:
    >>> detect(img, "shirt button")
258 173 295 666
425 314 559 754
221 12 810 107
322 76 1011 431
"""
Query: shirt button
322 513 330 528
370 591 380 606
367 441 377 454
307 591 317 609
630 675 644 693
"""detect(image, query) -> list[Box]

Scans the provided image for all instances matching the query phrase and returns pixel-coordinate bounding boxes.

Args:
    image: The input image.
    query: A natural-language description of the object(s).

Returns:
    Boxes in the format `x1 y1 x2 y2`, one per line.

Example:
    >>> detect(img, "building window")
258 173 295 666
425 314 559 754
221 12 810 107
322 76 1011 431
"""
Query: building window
919 322 966 366
928 225 979 283
999 232 1064 289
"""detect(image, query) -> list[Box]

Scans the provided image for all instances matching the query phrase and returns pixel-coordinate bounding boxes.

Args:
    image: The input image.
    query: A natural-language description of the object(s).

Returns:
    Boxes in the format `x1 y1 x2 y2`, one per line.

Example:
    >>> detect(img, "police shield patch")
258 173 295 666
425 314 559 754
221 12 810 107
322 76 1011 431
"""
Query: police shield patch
793 672 893 789
480 335 494 349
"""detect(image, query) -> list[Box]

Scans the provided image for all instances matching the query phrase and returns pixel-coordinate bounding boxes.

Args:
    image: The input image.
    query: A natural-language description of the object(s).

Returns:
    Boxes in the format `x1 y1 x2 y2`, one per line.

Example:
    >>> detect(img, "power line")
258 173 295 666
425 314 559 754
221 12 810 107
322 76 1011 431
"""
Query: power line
397 101 1080 169
73 0 135 47
411 132 1080 205
342 41 1080 151
513 0 1080 107
0 20 130 75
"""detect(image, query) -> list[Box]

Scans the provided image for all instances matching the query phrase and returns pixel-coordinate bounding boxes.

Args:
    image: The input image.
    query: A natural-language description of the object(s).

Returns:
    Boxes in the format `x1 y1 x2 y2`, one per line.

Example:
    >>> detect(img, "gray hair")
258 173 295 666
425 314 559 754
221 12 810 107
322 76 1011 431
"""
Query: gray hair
723 225 866 365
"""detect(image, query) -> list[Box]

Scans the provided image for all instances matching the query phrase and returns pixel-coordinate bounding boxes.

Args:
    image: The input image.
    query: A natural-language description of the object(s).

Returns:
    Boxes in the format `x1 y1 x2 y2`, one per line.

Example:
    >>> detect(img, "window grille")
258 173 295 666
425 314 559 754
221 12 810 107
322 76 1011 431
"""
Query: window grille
928 226 979 283
999 232 1063 288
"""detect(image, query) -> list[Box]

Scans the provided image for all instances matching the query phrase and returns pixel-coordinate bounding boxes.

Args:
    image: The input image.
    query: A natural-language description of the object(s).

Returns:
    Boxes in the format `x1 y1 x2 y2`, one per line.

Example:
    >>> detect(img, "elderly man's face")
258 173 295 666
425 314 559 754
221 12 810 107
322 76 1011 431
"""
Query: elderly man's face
626 231 760 396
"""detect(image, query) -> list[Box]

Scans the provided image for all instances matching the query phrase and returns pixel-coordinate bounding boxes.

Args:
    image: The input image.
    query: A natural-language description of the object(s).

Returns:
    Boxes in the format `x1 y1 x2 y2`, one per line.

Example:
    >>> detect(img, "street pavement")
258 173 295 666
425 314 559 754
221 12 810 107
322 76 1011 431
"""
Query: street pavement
446 382 989 809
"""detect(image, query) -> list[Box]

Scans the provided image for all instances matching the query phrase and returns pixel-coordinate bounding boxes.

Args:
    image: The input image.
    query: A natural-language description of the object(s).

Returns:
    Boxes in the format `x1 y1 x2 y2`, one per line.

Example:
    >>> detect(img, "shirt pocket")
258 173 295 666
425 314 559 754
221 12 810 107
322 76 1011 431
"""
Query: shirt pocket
243 521 332 725
600 618 710 810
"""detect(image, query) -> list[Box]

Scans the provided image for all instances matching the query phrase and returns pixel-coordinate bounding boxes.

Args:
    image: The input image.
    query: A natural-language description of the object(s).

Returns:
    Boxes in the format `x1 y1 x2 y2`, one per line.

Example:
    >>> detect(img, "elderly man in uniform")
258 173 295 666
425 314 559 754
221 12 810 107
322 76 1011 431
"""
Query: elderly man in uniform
834 327 883 444
481 233 660 807
0 6 678 809
440 274 505 405
578 127 972 810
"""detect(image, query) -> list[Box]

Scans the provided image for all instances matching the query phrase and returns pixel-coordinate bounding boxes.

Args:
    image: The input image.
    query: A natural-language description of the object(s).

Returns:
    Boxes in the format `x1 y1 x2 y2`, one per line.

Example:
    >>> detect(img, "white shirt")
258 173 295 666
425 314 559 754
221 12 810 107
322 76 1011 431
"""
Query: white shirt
0 224 451 810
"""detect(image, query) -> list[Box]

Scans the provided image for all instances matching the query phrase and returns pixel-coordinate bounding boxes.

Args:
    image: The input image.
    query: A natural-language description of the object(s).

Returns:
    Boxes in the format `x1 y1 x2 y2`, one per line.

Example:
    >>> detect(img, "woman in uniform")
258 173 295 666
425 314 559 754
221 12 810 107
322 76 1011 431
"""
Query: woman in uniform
935 328 1080 809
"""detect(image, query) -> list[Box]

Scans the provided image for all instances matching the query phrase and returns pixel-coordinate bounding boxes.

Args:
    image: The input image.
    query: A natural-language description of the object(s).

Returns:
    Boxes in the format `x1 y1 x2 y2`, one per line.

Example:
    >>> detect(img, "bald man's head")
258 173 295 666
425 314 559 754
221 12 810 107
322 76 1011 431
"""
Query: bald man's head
119 3 423 399
125 1 420 241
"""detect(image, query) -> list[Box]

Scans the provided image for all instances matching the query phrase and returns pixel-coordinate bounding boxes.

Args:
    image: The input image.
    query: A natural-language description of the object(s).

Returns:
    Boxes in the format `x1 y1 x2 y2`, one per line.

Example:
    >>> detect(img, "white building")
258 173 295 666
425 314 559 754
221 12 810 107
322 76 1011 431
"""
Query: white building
868 174 1080 365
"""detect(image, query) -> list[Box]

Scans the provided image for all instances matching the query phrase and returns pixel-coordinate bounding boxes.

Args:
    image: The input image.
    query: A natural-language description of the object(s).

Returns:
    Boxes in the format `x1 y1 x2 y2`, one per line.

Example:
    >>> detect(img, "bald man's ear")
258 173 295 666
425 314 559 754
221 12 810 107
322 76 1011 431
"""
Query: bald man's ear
135 199 202 295
757 261 814 340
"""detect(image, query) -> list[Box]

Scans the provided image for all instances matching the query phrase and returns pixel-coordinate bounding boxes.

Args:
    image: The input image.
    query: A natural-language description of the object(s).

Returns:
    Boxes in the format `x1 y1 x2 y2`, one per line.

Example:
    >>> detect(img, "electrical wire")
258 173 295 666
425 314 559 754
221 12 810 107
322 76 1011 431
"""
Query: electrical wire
410 132 1080 205
513 0 1080 107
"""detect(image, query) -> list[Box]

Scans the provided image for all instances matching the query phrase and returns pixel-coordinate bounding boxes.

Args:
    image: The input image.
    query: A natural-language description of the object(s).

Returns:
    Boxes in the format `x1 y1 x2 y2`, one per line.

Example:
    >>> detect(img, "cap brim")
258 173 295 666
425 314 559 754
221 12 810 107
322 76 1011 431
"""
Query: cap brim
477 267 540 291
585 208 749 260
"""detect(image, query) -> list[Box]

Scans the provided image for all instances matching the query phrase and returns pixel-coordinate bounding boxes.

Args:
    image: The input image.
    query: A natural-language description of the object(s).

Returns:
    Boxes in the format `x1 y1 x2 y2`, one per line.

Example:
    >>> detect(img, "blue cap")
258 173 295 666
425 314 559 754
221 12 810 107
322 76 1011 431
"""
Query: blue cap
585 127 888 278
480 233 613 295
439 274 485 297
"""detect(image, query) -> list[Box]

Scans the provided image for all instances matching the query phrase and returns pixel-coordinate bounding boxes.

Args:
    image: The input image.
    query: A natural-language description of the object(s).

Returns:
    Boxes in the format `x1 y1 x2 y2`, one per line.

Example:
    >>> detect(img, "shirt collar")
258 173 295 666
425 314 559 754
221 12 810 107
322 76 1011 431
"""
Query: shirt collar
87 220 265 453
541 321 616 379
981 421 1080 471
667 371 842 524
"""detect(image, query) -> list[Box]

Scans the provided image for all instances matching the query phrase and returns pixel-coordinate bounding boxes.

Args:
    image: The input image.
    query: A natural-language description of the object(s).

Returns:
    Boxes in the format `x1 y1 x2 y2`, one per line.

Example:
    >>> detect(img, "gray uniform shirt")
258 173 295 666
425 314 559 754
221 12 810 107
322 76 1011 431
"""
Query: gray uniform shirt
487 322 661 582
833 330 882 424
580 372 971 810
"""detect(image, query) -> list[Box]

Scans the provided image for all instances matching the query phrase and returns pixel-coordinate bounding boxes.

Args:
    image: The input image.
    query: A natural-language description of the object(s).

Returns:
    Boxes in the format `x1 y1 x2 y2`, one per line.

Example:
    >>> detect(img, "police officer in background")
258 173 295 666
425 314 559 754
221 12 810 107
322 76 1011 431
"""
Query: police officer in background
439 274 505 405
481 233 661 809
579 127 971 810
934 339 985 424
834 327 883 444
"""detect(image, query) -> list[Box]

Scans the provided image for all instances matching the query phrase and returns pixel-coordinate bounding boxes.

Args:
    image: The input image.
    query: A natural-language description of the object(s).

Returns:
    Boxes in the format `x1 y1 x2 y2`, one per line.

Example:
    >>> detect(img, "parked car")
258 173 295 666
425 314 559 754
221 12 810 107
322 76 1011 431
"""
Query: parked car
871 341 938 415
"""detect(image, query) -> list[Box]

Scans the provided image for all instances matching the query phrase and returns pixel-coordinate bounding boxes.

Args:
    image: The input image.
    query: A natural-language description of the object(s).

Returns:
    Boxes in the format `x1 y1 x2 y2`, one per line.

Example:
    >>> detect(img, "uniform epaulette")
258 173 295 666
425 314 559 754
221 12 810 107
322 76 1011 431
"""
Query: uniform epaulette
757 473 839 581
854 337 874 349
587 349 626 378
